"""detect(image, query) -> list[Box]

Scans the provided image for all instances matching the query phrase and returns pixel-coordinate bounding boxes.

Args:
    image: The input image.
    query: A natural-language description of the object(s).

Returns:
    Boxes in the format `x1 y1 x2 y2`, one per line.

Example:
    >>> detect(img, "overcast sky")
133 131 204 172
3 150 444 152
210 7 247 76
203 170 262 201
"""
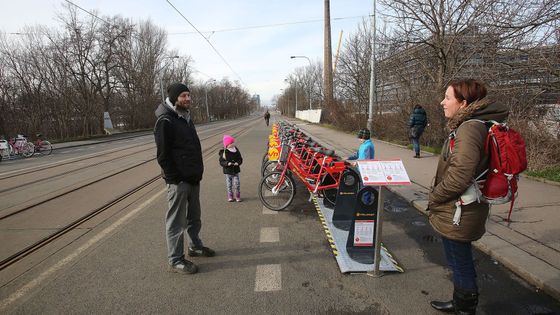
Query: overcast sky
0 0 374 105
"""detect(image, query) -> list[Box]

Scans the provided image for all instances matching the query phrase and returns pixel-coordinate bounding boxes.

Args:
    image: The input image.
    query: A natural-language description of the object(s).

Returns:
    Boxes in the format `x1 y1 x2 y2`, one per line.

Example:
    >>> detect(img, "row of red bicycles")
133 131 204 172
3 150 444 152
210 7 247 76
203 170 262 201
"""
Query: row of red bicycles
258 122 350 211
0 134 53 162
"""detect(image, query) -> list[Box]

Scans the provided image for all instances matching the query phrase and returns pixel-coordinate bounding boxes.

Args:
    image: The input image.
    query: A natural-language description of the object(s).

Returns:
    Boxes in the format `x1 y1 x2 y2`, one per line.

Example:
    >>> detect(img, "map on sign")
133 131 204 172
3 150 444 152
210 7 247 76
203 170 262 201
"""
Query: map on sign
357 159 411 186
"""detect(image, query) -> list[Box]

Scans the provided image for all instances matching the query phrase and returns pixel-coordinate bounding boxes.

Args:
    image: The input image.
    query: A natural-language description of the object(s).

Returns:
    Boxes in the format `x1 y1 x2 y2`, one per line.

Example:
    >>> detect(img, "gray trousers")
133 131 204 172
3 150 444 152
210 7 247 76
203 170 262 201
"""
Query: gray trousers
165 182 203 265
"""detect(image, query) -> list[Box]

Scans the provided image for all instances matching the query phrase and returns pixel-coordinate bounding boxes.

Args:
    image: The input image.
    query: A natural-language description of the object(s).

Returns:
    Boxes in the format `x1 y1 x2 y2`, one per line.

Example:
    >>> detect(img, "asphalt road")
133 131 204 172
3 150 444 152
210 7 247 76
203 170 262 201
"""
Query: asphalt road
2 116 559 314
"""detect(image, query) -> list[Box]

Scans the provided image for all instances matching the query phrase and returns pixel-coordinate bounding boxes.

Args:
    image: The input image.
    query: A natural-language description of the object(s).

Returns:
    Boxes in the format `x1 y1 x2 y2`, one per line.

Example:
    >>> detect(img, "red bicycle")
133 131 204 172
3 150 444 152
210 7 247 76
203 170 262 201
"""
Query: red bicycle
258 124 348 210
32 134 53 156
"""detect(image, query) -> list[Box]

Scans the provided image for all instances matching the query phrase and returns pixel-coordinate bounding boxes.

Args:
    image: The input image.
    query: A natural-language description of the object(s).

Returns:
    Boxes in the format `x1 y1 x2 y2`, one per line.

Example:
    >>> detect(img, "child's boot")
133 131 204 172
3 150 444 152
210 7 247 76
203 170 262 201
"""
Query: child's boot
227 193 234 202
235 192 242 202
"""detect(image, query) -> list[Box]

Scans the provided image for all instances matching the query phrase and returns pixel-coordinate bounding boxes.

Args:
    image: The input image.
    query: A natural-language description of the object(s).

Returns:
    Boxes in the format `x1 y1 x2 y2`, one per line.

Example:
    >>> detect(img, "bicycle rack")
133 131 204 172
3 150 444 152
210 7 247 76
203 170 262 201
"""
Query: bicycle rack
332 168 360 230
345 186 379 264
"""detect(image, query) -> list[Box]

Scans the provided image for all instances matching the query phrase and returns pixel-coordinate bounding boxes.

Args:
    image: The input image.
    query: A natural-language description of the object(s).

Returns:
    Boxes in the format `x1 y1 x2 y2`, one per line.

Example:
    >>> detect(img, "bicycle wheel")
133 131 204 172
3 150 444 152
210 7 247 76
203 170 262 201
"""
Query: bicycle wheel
323 188 337 208
262 160 279 177
22 143 34 158
37 140 53 155
320 175 338 208
258 171 296 211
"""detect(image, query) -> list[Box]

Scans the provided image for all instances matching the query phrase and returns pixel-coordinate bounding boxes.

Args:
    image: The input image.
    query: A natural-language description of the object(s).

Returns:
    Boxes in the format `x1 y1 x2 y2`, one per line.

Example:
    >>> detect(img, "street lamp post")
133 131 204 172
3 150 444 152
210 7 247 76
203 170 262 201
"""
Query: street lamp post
285 78 298 115
290 55 313 110
204 79 216 122
159 55 180 103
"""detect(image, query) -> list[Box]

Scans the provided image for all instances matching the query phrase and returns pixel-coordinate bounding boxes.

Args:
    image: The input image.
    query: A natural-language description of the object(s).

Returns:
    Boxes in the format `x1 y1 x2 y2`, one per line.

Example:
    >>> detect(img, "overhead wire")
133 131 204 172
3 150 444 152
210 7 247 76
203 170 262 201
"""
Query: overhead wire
167 15 371 35
63 0 112 25
165 0 245 85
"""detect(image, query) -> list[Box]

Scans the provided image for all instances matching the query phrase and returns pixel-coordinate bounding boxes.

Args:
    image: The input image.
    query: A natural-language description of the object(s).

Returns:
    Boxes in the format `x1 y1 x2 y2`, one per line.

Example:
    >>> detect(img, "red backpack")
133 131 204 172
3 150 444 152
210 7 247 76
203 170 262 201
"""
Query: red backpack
450 120 527 222
479 121 527 221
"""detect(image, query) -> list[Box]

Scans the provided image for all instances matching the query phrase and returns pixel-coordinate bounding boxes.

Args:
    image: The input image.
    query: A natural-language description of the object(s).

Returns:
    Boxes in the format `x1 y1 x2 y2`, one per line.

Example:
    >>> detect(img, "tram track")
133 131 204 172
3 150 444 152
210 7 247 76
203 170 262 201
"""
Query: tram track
0 120 256 273
0 117 255 183
0 118 259 213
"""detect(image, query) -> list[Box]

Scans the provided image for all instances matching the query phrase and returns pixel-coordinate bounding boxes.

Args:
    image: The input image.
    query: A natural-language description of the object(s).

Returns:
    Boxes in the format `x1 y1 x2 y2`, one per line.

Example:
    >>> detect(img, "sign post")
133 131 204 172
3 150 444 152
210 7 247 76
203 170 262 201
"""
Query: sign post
356 159 411 277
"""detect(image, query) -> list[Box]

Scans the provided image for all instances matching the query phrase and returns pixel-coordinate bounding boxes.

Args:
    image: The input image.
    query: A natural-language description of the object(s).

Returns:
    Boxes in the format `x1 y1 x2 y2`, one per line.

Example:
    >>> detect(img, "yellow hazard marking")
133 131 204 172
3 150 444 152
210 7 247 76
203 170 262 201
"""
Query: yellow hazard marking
310 193 339 259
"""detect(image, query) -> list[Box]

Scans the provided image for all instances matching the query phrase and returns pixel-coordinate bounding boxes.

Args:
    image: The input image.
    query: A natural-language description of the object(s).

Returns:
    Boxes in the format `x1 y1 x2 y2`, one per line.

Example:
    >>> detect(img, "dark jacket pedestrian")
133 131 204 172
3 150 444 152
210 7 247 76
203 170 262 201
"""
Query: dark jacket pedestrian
219 135 243 201
408 105 428 158
264 110 270 126
428 79 508 315
154 82 215 275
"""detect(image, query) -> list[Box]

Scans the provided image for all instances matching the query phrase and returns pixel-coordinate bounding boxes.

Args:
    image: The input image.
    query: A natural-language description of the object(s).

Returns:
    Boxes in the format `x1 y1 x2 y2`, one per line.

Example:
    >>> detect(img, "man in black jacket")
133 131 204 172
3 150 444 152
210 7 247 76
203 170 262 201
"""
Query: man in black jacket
154 82 215 275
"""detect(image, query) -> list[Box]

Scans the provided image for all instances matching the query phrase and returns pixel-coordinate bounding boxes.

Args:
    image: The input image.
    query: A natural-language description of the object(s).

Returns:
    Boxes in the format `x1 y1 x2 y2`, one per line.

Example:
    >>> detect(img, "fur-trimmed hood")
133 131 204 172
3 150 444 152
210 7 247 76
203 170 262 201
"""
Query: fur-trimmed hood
447 98 509 130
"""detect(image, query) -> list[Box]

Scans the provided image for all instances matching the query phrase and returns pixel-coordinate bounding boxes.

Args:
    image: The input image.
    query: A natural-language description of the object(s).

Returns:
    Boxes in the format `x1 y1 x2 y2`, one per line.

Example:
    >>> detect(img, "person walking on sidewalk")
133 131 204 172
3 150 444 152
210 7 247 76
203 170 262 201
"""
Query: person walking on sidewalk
408 104 428 158
264 110 271 126
428 79 508 314
219 135 243 202
154 82 215 275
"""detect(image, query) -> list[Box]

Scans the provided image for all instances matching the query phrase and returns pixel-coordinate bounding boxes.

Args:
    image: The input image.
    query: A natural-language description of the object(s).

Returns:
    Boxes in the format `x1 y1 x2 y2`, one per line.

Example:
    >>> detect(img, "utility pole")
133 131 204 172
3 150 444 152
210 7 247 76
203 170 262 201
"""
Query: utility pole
323 0 334 115
367 0 377 134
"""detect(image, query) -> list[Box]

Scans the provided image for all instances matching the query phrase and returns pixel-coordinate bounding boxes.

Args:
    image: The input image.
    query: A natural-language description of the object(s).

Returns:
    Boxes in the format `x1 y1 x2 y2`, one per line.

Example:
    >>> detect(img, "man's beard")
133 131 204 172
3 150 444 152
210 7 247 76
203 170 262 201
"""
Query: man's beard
175 102 190 113
175 106 190 117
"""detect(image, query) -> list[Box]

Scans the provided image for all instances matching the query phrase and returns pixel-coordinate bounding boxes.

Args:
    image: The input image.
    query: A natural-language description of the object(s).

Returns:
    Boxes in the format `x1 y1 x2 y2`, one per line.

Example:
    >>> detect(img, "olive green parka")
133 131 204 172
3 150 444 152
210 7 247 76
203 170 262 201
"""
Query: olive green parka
428 99 509 242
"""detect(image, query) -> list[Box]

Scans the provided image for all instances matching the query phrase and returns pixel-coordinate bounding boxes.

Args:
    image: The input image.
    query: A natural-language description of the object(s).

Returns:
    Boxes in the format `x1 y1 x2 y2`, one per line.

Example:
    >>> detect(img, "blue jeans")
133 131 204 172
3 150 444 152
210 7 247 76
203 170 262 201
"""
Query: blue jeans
442 237 478 292
411 136 420 155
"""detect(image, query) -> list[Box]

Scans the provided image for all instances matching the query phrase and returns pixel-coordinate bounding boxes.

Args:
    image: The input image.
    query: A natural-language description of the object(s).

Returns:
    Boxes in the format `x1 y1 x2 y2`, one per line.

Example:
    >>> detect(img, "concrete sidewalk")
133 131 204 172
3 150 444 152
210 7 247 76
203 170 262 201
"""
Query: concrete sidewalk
287 118 560 301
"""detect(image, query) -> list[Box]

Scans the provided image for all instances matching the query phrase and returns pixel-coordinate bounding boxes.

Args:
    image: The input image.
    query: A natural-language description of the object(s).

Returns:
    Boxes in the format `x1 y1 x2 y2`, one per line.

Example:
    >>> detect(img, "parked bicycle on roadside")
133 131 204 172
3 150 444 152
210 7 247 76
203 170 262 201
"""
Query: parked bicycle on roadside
258 122 348 210
32 133 53 156
1 135 35 161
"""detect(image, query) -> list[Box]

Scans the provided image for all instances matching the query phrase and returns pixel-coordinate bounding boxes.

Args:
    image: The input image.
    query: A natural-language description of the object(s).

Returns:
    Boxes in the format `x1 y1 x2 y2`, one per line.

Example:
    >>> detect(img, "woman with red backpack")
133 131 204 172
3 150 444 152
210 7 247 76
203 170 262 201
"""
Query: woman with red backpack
428 79 508 315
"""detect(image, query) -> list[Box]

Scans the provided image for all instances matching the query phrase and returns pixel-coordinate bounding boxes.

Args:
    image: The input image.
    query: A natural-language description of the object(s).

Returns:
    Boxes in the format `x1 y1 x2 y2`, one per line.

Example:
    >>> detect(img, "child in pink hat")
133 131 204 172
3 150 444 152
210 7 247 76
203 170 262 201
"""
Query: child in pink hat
218 135 243 202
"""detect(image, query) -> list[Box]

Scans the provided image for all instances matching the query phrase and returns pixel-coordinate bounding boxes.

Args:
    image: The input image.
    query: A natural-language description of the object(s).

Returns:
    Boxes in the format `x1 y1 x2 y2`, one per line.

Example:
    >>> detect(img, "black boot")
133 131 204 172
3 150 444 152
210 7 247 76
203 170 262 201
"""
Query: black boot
453 289 478 315
430 299 454 313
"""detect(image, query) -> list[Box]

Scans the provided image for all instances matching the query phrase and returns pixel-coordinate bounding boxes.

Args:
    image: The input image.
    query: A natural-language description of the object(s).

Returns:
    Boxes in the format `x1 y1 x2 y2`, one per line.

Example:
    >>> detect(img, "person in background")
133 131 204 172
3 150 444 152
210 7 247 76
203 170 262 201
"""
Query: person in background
219 135 243 202
428 79 508 314
408 104 428 158
154 82 215 276
264 110 271 126
348 128 375 162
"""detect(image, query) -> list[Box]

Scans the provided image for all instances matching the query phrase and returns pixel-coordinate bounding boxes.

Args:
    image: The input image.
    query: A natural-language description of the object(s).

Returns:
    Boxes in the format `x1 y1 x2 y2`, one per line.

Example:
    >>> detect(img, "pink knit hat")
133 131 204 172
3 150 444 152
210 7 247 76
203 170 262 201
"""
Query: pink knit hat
223 135 235 147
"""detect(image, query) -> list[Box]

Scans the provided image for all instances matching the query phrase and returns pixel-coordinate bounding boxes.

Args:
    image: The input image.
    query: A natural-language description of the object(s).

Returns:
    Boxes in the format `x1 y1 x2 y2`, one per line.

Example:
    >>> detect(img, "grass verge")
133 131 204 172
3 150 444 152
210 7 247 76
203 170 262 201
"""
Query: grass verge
526 166 560 183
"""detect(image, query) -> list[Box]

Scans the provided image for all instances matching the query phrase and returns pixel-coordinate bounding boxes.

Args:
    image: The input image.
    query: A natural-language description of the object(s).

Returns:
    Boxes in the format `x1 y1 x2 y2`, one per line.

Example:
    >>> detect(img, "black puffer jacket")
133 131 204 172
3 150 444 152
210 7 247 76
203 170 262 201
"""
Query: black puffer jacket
408 107 428 138
218 148 243 175
154 103 203 184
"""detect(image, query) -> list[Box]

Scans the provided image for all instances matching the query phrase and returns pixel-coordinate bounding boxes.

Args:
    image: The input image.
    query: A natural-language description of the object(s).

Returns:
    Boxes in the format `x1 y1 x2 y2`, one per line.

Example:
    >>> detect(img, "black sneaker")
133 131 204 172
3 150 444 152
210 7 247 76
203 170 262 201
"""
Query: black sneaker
188 246 215 257
168 259 198 274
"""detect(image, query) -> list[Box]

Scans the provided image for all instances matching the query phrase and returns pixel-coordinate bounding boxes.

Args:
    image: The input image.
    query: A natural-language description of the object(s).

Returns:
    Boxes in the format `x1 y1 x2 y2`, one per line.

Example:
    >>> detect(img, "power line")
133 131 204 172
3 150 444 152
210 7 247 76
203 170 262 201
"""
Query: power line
165 0 245 85
63 0 111 25
168 15 371 35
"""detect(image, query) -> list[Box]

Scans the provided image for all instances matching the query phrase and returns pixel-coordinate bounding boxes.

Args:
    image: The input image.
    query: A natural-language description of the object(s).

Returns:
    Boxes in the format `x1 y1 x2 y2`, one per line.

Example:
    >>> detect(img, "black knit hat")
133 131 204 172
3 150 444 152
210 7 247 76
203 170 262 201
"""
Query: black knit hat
357 129 370 140
167 82 190 104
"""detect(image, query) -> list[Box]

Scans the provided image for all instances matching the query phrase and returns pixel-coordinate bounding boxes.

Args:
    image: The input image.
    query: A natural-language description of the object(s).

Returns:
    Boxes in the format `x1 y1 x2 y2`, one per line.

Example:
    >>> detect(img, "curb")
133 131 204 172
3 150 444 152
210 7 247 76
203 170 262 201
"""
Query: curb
386 184 560 302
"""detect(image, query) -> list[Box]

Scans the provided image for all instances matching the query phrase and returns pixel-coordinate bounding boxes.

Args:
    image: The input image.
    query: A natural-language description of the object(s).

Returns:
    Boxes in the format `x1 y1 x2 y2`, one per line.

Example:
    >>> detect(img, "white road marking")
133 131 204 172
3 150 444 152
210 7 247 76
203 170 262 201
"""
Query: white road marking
254 264 282 292
259 227 279 243
0 188 166 312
